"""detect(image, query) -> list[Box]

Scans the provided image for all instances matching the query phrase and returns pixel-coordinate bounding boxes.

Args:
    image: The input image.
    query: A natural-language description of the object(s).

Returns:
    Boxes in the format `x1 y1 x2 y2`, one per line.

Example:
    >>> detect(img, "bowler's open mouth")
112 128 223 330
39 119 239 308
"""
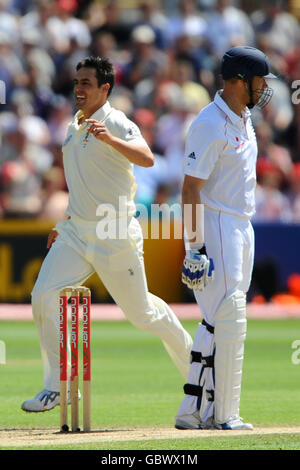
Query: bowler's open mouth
75 95 87 104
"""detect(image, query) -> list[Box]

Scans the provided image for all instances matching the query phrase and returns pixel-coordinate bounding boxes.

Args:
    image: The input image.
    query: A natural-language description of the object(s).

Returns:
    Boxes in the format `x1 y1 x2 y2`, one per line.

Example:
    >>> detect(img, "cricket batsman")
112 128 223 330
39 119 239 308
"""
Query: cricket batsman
175 46 276 430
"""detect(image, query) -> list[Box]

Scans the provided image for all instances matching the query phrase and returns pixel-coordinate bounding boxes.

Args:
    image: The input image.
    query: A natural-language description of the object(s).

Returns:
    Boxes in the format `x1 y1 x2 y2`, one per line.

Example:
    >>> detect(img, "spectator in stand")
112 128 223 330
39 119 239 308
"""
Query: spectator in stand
0 112 21 165
219 0 255 47
56 33 92 91
50 3 92 97
154 83 196 196
0 110 53 176
11 0 34 16
0 160 42 218
46 0 91 57
252 36 295 137
90 31 128 85
170 33 217 93
0 31 28 103
10 89 33 118
154 79 196 151
20 115 53 183
84 0 105 33
254 158 292 223
0 0 21 39
253 119 294 223
255 34 289 80
38 166 69 220
170 59 211 114
134 0 168 50
251 0 300 56
132 54 172 110
0 0 299 227
21 29 56 88
47 94 73 147
124 24 169 90
133 109 168 209
0 115 42 218
204 0 255 58
48 142 64 172
90 30 117 59
21 0 55 51
90 1 132 50
75 0 93 18
258 75 294 136
109 80 135 117
165 0 207 47
25 61 56 120
255 121 293 182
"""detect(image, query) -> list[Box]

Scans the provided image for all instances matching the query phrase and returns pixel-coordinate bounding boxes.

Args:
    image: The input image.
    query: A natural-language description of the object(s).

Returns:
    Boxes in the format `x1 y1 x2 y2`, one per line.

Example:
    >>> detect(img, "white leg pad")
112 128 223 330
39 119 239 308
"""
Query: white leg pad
176 321 215 423
214 290 247 424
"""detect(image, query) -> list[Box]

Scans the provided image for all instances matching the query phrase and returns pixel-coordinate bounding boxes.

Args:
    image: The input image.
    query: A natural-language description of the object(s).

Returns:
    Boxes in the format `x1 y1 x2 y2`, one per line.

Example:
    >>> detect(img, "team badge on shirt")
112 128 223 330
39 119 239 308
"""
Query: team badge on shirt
234 137 245 150
83 130 90 148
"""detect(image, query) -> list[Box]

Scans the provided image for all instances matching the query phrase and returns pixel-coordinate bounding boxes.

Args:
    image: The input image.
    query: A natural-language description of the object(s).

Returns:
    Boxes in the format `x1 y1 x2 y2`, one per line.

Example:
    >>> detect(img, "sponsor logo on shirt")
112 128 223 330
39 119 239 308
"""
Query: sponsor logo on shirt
128 126 139 137
188 151 196 160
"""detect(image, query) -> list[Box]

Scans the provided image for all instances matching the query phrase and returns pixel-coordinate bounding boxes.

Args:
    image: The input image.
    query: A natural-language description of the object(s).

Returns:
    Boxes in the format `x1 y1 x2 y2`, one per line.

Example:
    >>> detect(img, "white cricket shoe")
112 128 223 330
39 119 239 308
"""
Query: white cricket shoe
175 413 214 430
21 388 81 412
214 416 253 430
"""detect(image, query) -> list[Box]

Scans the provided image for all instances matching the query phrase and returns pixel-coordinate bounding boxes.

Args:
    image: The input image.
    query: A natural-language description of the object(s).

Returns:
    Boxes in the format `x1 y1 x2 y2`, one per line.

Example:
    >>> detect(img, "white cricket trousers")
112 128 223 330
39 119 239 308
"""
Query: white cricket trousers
195 207 254 325
176 207 254 421
31 216 193 391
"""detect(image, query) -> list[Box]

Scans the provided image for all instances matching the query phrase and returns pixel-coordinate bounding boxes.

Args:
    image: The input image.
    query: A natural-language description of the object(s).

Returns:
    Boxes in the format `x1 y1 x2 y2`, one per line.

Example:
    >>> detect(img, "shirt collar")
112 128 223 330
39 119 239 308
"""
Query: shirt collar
214 90 251 125
91 100 112 121
74 101 112 127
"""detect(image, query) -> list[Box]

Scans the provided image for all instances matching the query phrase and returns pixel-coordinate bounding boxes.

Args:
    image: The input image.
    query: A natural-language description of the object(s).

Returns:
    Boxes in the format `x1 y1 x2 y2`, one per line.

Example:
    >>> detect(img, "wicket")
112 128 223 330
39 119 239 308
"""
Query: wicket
59 286 91 432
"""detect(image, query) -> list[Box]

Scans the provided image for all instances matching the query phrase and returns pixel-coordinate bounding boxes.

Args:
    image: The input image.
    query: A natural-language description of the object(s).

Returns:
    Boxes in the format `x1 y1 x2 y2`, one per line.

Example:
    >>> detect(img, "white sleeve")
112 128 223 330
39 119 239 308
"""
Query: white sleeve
115 112 149 146
123 119 148 145
183 120 224 180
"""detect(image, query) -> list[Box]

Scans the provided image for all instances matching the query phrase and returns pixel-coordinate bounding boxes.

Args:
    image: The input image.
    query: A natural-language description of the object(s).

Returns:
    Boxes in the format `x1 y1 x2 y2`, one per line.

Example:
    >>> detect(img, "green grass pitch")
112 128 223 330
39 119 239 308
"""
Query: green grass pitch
0 318 299 450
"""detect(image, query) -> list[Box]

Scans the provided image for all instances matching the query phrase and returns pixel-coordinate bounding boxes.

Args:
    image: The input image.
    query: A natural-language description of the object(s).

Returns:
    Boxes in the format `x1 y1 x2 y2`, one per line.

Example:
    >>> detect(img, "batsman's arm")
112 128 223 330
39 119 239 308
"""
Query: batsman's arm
181 175 215 290
182 174 207 246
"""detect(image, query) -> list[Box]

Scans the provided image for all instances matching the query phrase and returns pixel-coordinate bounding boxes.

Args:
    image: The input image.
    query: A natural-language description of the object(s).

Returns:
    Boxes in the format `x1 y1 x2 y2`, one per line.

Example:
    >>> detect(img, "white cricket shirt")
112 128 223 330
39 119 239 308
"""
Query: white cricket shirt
184 91 258 219
62 101 148 220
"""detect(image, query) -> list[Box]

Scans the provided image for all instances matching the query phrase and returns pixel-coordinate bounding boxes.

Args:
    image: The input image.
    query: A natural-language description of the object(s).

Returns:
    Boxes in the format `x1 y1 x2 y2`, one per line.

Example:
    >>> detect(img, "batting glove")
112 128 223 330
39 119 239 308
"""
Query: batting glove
182 245 214 291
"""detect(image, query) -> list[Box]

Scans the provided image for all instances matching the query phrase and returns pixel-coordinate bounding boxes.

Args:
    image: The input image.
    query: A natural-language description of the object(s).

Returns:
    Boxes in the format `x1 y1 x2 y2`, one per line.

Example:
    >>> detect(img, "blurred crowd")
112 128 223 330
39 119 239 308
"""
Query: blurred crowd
0 0 300 223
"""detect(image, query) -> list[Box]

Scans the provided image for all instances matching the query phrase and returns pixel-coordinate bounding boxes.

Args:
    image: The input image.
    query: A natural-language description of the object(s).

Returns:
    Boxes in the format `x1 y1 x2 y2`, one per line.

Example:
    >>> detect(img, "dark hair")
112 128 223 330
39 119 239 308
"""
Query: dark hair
76 56 115 96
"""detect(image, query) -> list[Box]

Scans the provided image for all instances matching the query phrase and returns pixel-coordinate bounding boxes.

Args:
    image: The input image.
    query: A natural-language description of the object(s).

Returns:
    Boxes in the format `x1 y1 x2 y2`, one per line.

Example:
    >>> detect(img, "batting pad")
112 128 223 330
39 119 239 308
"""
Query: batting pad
176 321 215 423
214 290 247 424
